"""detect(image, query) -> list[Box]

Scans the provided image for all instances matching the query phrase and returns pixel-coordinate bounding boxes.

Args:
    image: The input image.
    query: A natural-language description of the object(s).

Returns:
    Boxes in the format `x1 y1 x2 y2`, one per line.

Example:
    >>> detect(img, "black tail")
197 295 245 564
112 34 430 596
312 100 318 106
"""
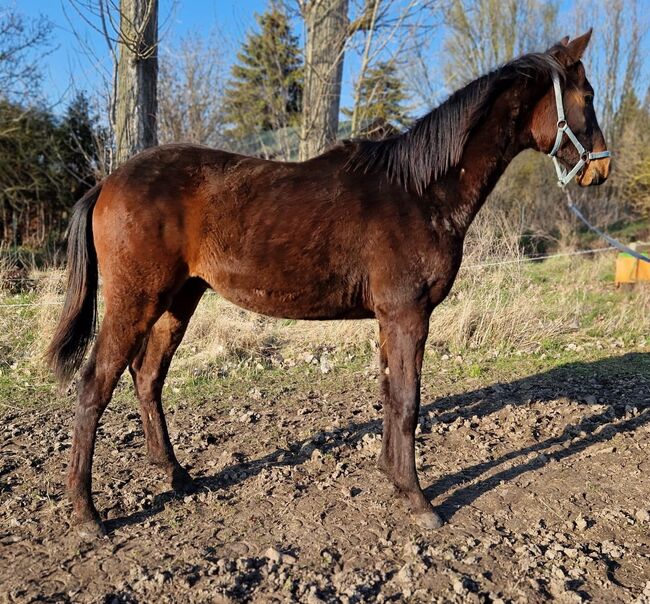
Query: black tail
47 183 102 384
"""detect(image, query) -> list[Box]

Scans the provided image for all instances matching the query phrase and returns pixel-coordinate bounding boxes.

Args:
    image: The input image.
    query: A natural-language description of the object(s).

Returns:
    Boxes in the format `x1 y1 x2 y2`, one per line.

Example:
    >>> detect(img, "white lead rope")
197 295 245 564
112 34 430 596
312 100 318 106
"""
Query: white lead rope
548 71 649 263
564 189 650 263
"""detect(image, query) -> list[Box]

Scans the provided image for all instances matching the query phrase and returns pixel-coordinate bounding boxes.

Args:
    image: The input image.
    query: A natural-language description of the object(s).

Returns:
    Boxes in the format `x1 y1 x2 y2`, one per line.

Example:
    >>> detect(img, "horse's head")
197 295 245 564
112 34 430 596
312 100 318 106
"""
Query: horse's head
530 29 611 187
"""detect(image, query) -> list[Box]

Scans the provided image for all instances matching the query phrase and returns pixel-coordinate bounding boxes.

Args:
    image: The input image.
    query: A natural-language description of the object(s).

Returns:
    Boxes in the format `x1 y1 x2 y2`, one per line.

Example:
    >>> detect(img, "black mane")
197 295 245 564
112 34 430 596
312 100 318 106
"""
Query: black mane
347 52 564 195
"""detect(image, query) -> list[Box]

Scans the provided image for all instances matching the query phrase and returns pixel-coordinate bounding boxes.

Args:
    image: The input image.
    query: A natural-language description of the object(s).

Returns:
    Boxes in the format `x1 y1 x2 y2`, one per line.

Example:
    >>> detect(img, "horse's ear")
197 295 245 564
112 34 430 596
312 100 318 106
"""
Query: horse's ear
546 35 569 55
566 29 592 63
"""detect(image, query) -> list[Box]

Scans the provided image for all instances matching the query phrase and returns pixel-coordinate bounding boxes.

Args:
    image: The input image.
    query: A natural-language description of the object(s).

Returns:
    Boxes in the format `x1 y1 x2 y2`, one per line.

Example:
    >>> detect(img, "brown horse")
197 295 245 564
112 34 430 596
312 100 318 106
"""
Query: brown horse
48 31 610 538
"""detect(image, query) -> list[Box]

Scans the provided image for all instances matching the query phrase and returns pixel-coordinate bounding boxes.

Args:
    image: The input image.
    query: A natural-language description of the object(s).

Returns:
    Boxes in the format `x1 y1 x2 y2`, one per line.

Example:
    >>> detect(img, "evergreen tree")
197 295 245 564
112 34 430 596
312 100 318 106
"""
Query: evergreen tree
613 88 646 144
54 93 105 199
345 61 408 134
0 94 104 246
222 6 302 141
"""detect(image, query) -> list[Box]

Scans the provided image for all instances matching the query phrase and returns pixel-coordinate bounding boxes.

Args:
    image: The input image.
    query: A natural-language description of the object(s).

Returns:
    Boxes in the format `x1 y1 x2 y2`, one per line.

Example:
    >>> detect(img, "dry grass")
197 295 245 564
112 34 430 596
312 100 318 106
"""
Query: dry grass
2 212 649 387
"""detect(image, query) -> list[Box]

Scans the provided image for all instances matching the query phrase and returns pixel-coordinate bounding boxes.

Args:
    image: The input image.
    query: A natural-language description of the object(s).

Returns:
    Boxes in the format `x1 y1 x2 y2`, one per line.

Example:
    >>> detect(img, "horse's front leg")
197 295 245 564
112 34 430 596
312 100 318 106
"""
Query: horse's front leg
378 308 443 529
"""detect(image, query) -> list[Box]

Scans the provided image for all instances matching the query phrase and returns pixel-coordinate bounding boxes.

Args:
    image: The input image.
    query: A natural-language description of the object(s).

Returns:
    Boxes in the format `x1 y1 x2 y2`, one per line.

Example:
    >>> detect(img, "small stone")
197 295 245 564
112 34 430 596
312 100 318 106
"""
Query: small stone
574 516 588 531
320 356 332 374
321 549 334 564
452 577 466 595
635 509 650 523
397 564 412 584
564 547 578 559
265 546 282 564
281 553 298 565
307 593 324 604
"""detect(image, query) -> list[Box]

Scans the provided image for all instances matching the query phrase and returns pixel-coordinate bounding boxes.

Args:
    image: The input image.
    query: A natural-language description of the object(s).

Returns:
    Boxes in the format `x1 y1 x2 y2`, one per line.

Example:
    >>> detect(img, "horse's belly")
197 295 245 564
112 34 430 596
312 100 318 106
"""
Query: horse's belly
204 270 372 320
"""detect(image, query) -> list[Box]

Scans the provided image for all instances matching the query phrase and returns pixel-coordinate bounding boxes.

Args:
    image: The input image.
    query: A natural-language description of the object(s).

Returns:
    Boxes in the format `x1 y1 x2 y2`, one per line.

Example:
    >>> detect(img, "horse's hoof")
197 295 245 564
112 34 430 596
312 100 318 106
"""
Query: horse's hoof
75 518 107 540
414 510 444 530
171 466 196 493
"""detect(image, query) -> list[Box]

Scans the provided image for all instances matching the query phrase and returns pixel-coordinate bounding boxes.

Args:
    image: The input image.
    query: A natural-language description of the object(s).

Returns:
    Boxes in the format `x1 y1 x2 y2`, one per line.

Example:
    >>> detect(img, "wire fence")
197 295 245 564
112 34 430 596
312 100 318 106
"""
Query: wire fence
0 246 617 310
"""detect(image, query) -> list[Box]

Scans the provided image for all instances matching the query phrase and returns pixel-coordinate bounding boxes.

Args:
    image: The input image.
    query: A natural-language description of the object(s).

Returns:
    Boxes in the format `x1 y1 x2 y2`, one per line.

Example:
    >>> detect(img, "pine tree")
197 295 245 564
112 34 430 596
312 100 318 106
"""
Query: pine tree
55 93 105 198
222 6 302 142
345 61 408 135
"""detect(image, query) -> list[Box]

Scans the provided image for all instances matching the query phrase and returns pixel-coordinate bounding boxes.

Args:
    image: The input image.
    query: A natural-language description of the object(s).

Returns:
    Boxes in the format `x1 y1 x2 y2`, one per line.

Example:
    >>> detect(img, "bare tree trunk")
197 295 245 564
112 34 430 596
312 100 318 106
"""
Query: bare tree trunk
350 0 380 137
114 0 158 165
299 0 349 160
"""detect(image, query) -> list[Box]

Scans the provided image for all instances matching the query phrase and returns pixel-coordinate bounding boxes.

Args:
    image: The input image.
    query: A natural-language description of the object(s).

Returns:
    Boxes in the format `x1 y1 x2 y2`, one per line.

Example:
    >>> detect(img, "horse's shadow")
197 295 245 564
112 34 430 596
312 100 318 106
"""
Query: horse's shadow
106 352 650 532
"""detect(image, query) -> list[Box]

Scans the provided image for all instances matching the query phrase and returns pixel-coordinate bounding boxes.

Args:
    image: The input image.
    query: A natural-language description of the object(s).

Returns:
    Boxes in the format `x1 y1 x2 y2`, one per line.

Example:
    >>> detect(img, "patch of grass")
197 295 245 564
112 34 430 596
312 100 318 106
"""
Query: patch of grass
1 222 649 412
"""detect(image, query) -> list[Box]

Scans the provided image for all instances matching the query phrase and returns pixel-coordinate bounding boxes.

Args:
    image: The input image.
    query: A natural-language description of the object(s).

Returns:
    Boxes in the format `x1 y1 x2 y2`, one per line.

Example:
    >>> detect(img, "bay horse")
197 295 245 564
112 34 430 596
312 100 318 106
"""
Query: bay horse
48 31 610 538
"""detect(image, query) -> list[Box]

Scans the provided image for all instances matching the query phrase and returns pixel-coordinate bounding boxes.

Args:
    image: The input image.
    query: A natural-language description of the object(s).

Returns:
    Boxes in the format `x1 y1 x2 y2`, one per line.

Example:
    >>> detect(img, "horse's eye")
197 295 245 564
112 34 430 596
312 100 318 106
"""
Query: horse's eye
585 94 594 104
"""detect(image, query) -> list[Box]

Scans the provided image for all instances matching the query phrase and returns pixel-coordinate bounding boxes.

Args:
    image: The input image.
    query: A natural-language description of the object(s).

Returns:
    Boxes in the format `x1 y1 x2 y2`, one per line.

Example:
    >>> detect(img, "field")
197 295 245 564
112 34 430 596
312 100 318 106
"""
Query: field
1 242 650 603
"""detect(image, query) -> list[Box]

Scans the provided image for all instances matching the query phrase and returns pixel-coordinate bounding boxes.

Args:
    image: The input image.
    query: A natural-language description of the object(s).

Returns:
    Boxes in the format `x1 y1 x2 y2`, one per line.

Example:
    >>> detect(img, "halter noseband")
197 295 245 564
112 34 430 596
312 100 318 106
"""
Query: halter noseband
548 71 611 187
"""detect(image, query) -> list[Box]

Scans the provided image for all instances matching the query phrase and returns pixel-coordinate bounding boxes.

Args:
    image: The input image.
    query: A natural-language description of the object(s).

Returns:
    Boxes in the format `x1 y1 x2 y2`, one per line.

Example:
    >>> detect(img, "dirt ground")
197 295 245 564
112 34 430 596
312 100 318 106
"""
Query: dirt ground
1 349 650 603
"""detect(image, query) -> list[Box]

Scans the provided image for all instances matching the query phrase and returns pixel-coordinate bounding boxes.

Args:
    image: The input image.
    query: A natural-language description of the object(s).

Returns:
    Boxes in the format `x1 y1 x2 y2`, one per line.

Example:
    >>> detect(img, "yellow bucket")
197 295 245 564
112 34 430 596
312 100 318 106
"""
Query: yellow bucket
615 251 650 285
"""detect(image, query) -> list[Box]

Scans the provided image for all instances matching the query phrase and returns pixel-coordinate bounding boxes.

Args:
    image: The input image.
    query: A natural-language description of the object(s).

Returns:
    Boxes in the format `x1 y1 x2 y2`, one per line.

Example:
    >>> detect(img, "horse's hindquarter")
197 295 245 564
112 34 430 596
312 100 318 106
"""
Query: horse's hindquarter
195 152 374 319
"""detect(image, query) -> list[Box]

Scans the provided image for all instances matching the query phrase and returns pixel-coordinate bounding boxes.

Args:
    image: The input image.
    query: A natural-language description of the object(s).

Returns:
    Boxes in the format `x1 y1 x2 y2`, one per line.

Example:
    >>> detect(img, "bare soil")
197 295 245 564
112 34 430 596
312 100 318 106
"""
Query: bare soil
2 350 650 603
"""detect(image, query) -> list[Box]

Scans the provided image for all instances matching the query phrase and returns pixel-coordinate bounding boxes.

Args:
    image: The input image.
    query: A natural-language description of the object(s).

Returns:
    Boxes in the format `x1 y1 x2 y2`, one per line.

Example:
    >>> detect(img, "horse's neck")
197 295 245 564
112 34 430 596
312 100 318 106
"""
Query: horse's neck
434 82 538 234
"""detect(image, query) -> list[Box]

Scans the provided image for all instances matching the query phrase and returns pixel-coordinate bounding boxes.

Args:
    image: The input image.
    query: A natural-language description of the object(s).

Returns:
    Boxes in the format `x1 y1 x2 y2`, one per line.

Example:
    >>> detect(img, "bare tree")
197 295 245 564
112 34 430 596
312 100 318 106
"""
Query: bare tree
346 0 439 136
575 0 646 135
67 0 161 167
298 0 349 159
114 0 158 164
348 0 380 136
0 9 52 100
158 33 226 147
443 0 558 87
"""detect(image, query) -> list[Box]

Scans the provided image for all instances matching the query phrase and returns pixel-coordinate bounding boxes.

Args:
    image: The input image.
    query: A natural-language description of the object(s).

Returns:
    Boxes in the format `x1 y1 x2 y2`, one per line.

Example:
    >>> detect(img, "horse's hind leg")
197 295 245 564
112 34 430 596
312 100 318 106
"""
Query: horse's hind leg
69 299 162 538
129 278 206 491
377 324 394 476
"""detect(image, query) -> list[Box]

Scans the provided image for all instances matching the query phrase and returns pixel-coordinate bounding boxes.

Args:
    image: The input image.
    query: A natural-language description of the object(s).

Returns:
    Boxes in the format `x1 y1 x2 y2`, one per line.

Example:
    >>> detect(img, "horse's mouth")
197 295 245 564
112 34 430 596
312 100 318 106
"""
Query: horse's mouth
577 162 608 187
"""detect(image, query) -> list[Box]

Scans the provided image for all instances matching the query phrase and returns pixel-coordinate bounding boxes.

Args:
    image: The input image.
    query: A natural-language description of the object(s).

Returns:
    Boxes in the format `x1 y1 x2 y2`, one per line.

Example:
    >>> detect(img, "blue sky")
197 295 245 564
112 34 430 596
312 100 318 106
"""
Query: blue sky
16 0 650 118
22 0 270 109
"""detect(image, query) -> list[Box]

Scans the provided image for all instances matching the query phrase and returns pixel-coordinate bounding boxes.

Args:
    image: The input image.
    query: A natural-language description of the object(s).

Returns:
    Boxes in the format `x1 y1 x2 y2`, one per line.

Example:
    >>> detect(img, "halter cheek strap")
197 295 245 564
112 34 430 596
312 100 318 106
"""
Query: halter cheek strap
548 71 611 187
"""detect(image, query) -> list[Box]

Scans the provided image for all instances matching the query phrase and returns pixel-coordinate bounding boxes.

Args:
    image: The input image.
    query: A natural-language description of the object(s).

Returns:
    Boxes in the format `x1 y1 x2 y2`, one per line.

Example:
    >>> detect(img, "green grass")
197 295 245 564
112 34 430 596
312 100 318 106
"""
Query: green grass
0 252 648 412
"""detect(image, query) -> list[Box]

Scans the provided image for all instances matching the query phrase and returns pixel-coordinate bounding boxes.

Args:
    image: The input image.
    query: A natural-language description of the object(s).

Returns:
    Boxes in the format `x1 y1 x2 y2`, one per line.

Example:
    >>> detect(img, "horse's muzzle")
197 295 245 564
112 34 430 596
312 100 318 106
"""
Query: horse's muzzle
577 155 611 187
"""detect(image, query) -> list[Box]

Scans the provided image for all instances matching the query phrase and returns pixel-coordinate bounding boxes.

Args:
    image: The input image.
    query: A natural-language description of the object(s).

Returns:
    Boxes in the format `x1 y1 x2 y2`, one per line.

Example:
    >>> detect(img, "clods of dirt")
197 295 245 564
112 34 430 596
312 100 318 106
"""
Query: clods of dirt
1 352 650 602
